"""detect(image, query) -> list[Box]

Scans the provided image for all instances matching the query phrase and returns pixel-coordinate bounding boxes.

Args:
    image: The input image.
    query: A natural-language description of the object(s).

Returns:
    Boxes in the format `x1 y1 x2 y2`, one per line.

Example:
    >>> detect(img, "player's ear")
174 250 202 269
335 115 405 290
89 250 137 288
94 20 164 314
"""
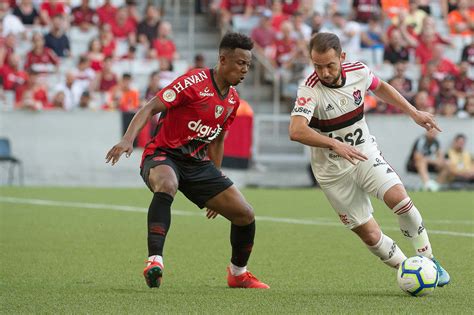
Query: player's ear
218 53 226 65
340 51 346 63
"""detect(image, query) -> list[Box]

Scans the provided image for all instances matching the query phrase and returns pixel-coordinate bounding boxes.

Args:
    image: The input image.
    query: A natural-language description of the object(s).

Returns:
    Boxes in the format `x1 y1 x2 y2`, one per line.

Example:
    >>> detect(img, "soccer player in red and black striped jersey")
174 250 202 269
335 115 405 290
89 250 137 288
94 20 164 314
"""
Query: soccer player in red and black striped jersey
106 33 269 289
289 32 450 286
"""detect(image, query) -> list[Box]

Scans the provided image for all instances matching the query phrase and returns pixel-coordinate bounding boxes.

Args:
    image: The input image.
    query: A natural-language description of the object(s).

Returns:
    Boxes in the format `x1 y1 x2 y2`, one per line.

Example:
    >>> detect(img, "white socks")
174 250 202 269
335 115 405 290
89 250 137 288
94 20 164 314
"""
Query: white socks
229 263 247 276
147 255 163 267
367 233 407 268
393 197 433 258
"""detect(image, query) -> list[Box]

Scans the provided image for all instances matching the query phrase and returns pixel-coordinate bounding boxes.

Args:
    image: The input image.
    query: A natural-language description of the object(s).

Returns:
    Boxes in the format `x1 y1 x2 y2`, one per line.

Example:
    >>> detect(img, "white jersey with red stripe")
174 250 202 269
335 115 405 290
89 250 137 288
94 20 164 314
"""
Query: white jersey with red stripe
291 61 381 184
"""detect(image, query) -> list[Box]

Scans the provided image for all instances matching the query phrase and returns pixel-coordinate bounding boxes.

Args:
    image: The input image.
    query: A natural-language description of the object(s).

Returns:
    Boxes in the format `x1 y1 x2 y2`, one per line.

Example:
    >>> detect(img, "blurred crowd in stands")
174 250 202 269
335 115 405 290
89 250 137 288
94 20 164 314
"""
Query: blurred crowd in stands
0 0 473 117
211 0 473 116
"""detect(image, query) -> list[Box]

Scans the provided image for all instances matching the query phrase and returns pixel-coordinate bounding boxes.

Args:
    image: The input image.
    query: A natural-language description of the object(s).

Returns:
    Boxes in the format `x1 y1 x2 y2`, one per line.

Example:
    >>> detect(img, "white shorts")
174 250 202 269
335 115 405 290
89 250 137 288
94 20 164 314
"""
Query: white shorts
316 150 402 229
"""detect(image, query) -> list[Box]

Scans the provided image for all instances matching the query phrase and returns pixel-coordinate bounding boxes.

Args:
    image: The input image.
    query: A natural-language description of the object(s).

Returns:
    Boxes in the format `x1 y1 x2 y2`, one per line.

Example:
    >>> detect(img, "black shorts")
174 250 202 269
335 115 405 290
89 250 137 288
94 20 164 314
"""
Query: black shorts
140 150 233 208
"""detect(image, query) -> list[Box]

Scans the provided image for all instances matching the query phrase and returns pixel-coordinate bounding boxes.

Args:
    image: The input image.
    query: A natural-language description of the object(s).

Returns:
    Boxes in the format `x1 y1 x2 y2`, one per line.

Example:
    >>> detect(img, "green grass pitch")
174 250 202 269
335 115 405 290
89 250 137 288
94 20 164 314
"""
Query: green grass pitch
1 187 473 313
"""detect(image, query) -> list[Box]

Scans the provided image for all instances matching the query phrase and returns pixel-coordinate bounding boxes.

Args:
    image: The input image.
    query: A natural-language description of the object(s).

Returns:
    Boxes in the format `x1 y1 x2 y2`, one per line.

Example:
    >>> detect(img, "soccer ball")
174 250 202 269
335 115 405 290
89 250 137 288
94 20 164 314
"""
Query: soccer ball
397 256 439 297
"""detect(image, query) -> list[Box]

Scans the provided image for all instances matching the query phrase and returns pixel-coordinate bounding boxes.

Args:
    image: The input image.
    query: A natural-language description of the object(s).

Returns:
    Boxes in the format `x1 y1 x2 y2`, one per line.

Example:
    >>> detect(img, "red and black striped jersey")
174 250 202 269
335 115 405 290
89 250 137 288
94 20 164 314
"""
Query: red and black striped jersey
142 68 240 165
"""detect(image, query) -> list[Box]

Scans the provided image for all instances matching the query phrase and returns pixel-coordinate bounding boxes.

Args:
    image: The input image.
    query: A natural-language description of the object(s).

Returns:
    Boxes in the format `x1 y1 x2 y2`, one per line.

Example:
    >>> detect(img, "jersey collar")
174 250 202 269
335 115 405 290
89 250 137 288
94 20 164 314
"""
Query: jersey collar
210 68 230 100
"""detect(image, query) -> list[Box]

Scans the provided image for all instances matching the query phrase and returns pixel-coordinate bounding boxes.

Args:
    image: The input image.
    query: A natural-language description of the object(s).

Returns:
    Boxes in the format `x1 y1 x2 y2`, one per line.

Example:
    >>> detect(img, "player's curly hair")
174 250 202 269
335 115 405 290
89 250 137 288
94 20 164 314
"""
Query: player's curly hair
309 32 342 55
219 32 254 52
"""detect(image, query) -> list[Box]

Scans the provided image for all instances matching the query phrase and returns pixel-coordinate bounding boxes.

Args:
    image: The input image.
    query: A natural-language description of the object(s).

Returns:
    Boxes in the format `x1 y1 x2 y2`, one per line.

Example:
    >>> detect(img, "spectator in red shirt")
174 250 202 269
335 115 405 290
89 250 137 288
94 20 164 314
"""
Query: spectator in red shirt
93 56 118 92
351 0 382 24
150 21 178 62
15 70 49 111
273 21 297 68
0 33 16 66
454 61 474 99
218 0 253 32
270 0 289 31
87 38 105 72
415 16 451 65
99 23 116 58
0 53 28 90
96 0 117 25
418 75 439 107
24 32 59 74
281 0 300 15
124 0 139 27
71 0 96 32
39 0 67 26
251 10 276 56
108 6 136 45
421 44 459 81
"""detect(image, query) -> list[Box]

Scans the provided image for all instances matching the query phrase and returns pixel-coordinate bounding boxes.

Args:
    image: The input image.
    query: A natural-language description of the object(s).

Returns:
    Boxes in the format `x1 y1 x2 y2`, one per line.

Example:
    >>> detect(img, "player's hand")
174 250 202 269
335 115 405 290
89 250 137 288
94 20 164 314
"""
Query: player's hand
206 208 219 219
332 141 368 165
105 139 133 166
412 110 442 132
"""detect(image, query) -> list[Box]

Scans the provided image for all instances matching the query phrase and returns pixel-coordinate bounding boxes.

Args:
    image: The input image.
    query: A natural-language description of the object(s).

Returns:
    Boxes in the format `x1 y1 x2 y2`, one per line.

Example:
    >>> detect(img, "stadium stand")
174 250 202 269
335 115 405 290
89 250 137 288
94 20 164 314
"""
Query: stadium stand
0 0 472 189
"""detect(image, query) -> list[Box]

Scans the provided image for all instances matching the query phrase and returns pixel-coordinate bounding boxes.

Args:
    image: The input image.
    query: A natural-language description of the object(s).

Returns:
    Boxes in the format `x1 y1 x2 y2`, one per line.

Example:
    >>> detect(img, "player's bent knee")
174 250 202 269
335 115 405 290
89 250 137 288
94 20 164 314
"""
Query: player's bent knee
383 184 408 209
149 178 178 195
236 203 255 225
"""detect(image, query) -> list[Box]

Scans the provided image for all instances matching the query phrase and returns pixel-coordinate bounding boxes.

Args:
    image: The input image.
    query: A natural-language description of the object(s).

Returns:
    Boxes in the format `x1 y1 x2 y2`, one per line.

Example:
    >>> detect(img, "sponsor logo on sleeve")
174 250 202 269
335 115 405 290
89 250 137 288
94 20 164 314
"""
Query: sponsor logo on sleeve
162 89 176 102
292 107 311 115
173 70 208 93
296 97 311 106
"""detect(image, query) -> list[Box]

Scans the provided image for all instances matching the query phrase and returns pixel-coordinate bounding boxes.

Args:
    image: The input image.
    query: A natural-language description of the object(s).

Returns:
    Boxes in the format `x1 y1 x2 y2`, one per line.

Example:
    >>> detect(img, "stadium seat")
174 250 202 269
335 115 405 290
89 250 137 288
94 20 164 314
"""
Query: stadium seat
68 27 98 44
0 138 24 185
173 60 189 76
112 60 132 76
406 64 421 81
2 91 15 111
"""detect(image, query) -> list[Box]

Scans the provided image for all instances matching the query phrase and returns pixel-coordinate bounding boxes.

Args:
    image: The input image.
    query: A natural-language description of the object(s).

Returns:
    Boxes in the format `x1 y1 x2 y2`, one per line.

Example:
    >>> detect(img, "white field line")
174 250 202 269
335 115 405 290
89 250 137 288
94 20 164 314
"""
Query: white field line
0 196 473 238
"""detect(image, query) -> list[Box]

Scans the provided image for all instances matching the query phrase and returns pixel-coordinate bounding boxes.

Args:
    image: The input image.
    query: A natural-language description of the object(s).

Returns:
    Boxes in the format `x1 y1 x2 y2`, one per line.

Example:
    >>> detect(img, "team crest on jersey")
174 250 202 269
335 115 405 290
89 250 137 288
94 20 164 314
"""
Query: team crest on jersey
163 89 176 102
353 89 362 106
229 96 236 104
215 105 224 118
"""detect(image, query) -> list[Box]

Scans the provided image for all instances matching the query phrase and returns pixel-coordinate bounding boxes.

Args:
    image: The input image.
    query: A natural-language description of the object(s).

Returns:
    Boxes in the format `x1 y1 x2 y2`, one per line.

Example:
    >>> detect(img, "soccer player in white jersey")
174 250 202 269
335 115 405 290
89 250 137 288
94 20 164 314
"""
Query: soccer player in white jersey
289 32 450 286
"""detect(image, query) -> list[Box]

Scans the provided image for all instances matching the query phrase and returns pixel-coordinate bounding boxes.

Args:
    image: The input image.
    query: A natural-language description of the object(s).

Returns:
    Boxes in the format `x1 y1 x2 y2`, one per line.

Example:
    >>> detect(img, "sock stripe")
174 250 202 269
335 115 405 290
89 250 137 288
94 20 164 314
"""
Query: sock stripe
397 206 413 215
395 200 413 214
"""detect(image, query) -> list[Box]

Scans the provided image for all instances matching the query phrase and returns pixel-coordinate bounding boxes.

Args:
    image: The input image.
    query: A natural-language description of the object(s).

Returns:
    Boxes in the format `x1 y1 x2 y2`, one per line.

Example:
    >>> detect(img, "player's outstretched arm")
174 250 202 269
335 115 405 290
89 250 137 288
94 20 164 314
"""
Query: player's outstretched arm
373 80 442 132
105 96 167 165
289 115 367 165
